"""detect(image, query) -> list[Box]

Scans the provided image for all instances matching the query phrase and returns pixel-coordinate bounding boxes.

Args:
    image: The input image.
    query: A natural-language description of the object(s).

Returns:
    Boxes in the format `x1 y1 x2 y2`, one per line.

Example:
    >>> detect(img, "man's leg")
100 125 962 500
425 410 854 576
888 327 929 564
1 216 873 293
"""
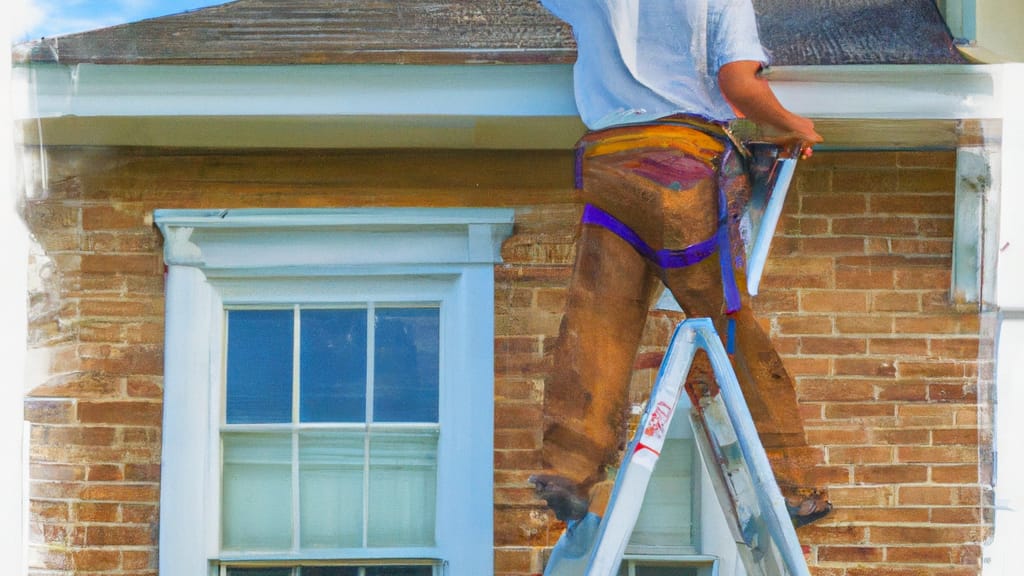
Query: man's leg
534 223 659 521
663 260 832 524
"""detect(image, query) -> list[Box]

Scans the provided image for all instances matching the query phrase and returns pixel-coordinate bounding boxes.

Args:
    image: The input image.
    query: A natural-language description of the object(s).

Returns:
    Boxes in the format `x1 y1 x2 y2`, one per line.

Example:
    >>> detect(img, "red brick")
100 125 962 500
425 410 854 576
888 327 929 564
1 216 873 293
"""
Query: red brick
897 446 979 465
872 194 954 215
875 382 929 402
28 372 123 398
834 358 896 378
896 404 958 427
804 427 870 446
30 500 70 522
932 428 980 445
832 168 899 192
836 316 893 335
828 446 893 465
798 379 874 402
836 267 895 289
27 546 72 571
495 429 541 451
494 450 543 471
82 205 144 230
86 525 155 546
832 217 919 237
30 480 84 500
918 216 955 237
793 524 868 545
802 291 869 313
495 548 534 573
885 546 954 564
827 485 892 504
123 550 157 570
79 484 160 503
930 338 980 359
830 507 930 524
122 503 159 524
124 322 165 345
872 428 931 445
24 399 76 424
801 194 868 215
80 254 160 275
783 357 832 377
760 257 834 289
871 292 921 313
899 152 955 169
932 507 983 524
87 465 124 482
126 376 163 398
75 502 120 523
494 405 542 430
818 546 883 563
856 465 928 484
868 338 929 356
801 337 867 355
890 238 953 256
869 525 982 545
125 463 161 482
900 361 967 379
776 315 833 336
895 268 952 290
931 465 981 484
800 236 868 256
898 485 980 506
78 401 163 426
71 549 121 571
31 463 86 482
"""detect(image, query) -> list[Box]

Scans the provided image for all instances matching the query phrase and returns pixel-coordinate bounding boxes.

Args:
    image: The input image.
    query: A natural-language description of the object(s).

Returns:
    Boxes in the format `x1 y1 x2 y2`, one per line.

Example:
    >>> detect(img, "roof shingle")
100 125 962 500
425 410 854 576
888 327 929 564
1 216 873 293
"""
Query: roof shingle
14 0 965 66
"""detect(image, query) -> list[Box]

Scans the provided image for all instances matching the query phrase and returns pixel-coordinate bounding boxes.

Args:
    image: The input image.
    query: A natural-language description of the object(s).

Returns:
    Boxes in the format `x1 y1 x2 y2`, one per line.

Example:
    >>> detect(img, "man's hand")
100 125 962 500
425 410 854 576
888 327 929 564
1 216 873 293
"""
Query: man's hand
718 60 823 158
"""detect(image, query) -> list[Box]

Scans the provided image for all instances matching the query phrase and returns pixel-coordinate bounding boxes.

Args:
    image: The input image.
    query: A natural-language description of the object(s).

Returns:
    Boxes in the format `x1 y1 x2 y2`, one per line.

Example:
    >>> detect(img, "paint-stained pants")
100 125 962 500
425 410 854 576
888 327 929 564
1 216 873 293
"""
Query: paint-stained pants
541 118 823 511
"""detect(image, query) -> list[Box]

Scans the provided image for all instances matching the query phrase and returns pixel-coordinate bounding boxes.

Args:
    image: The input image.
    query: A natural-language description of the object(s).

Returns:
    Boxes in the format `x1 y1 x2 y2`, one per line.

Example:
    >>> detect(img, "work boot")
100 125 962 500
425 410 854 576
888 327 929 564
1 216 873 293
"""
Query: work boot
784 489 833 528
530 474 590 522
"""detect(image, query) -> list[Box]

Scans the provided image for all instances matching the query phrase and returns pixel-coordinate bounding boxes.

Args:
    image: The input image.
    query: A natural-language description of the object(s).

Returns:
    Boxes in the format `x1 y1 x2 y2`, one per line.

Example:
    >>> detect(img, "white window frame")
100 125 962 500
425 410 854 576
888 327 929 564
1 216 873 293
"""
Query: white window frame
155 208 513 576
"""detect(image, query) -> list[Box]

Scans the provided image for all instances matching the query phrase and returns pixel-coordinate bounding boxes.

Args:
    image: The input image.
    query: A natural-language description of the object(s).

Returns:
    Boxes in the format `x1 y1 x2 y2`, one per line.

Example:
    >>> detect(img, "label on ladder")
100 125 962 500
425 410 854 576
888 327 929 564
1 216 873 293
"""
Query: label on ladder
581 318 811 576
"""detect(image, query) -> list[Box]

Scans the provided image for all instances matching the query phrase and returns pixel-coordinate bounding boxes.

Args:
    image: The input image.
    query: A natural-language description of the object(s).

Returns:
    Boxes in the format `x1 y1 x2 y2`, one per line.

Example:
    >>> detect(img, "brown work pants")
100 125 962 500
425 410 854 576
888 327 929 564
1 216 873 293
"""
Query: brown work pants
541 121 822 511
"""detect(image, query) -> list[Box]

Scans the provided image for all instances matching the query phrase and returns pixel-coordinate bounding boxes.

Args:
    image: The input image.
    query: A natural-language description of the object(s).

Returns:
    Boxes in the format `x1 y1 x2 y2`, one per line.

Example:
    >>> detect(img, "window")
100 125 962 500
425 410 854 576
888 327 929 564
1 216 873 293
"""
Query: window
156 209 513 576
611 398 747 576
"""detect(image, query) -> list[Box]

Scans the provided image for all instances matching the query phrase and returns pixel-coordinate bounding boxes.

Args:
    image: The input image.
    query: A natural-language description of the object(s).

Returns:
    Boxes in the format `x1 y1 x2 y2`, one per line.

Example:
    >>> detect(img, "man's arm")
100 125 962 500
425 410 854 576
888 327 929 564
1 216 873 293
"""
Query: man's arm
718 60 823 154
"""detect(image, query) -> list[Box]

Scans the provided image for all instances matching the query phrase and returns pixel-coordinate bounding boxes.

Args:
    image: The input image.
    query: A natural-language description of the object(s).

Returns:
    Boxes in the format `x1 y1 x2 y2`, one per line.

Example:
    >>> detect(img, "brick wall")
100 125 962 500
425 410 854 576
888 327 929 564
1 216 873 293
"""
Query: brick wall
21 147 989 575
492 151 991 575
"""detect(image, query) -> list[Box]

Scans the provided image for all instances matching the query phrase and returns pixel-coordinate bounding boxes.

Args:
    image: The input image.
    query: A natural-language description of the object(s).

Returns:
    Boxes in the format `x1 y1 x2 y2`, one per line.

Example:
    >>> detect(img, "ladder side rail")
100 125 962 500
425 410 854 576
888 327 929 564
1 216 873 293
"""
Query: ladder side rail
585 322 703 576
694 322 811 576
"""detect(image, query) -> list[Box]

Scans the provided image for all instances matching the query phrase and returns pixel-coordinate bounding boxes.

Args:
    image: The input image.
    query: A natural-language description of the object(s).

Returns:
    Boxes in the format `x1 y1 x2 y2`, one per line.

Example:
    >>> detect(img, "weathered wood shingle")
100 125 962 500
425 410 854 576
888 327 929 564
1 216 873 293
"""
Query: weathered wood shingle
14 0 965 66
14 0 577 65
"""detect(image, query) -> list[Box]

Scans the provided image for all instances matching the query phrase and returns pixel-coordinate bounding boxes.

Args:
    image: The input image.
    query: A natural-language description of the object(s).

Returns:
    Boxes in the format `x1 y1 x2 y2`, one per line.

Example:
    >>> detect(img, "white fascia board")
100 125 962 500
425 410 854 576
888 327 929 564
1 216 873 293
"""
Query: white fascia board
13 63 579 120
9 62 1016 122
764 64 1005 120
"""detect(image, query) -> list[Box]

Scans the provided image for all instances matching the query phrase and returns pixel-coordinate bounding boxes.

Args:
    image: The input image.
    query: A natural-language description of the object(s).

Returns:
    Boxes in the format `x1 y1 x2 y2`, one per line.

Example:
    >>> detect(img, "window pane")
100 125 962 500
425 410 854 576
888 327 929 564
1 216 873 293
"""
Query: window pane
227 310 294 424
301 309 367 423
631 438 696 548
367 429 438 547
227 569 293 576
300 430 365 548
634 566 700 576
222 432 293 550
365 567 434 576
301 568 359 576
374 308 439 423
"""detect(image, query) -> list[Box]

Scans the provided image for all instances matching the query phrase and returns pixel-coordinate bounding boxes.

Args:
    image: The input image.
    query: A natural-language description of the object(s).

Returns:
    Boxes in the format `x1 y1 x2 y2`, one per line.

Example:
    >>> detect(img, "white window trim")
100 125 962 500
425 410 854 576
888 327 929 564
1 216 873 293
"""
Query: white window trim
155 208 514 576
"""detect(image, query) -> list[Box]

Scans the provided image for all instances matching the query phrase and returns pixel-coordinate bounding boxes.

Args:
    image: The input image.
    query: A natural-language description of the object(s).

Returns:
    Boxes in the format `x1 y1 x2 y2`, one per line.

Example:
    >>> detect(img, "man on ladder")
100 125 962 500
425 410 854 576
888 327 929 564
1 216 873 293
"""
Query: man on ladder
530 1 832 572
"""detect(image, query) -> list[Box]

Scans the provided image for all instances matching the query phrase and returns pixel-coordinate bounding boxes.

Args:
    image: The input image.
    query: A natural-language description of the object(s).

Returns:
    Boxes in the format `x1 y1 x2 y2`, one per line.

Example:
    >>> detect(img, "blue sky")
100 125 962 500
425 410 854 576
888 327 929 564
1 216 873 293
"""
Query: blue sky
13 0 225 43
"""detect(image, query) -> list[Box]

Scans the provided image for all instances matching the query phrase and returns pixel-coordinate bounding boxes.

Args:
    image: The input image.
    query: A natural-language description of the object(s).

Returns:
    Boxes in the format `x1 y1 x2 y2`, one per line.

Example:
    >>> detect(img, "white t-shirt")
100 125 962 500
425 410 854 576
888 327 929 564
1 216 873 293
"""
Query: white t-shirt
541 0 769 129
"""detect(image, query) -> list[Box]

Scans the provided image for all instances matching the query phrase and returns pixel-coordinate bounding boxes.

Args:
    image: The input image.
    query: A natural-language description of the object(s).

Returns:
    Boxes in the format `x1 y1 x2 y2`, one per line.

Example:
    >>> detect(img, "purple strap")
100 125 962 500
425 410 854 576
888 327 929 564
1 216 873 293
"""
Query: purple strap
581 203 741 313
